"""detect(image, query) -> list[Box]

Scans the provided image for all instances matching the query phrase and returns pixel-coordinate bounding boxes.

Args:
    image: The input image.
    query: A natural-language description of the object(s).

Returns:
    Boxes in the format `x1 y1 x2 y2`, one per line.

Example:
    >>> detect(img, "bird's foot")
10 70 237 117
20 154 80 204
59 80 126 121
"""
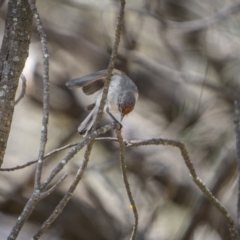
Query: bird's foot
114 120 122 131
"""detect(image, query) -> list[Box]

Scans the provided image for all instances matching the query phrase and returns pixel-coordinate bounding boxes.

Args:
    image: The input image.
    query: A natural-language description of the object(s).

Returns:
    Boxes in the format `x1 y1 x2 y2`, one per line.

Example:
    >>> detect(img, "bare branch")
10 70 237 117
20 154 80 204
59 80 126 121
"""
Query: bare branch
92 0 126 132
14 74 27 105
127 139 238 240
32 160 89 239
96 137 120 142
116 129 138 239
234 100 240 234
27 0 50 189
8 192 41 240
39 172 68 200
0 142 79 172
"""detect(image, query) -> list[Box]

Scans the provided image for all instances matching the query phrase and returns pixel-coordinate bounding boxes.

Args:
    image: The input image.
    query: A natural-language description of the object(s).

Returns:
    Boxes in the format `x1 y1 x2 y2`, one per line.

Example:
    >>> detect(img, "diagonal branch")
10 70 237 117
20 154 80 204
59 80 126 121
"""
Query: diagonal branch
92 0 126 132
0 142 79 172
233 100 240 234
39 172 68 200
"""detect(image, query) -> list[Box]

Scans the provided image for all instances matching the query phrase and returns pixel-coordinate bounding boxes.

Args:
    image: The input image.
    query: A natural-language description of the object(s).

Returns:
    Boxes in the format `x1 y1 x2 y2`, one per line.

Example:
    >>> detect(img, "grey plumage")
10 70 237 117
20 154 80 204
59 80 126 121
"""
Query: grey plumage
66 69 138 136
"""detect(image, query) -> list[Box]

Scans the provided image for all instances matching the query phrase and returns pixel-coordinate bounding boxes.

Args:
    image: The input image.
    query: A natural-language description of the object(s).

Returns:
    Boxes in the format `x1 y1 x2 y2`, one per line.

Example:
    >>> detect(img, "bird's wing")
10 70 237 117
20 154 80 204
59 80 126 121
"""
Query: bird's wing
66 69 107 95
66 69 124 95
84 103 95 111
82 78 105 95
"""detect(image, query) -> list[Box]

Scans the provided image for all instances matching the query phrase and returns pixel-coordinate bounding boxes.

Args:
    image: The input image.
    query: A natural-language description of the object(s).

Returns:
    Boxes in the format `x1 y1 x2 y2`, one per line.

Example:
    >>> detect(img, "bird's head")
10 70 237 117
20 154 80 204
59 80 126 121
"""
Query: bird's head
118 91 136 121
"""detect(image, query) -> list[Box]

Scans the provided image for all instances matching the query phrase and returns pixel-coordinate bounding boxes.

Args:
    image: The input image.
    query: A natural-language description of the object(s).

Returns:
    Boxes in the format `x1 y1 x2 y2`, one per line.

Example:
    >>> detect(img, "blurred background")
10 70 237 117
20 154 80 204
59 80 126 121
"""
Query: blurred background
0 0 240 239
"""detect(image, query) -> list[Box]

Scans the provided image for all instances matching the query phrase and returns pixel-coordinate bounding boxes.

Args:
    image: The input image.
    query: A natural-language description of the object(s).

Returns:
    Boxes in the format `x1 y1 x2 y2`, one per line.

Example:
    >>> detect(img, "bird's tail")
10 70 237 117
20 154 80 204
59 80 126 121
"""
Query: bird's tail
78 107 98 136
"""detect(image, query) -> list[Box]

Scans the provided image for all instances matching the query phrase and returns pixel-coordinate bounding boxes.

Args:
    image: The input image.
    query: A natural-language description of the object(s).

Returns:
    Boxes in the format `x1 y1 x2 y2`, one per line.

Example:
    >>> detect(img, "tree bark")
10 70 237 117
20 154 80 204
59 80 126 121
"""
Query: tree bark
0 0 33 167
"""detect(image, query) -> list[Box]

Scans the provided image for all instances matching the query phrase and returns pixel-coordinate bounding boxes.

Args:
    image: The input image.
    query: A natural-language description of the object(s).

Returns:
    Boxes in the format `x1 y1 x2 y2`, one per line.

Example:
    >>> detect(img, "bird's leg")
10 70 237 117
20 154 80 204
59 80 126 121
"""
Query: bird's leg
106 107 122 130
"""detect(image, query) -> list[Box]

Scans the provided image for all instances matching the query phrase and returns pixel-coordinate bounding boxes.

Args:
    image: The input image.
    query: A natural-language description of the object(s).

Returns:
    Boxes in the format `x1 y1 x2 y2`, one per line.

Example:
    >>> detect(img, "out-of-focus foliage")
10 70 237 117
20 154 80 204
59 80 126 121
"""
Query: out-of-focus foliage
0 0 239 239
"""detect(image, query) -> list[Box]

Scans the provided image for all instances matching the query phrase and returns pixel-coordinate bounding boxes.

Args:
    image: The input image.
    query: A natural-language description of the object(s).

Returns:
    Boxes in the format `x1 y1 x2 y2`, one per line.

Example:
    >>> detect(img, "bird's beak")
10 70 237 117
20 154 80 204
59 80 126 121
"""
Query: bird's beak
121 114 124 121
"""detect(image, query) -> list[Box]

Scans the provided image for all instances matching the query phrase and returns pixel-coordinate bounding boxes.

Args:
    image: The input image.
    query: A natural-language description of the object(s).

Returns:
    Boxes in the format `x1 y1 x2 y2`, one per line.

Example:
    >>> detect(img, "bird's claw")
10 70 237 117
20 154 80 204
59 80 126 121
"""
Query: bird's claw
115 120 122 131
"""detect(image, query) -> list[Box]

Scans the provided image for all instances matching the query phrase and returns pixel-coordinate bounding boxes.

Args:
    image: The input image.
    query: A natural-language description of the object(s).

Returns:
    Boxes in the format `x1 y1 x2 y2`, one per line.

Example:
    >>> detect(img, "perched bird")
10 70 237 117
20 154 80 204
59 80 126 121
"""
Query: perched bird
66 69 138 136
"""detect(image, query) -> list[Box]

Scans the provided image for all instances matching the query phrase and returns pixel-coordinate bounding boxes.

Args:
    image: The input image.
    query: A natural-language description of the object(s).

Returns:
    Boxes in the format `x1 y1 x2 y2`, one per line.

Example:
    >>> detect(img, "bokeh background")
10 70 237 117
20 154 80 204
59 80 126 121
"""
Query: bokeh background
0 0 240 239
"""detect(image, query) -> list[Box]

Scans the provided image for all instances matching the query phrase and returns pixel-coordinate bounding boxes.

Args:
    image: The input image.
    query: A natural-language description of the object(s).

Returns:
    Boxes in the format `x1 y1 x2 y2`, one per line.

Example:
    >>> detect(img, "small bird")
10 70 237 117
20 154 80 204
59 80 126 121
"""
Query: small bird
66 69 138 136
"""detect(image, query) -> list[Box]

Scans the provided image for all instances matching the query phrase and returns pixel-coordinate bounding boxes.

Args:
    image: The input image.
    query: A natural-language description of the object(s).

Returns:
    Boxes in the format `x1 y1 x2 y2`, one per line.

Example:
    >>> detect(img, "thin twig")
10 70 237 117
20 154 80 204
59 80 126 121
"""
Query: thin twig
0 143 79 172
96 137 120 142
28 0 50 189
127 139 238 240
14 74 27 105
234 100 240 234
92 0 126 132
116 129 138 239
39 172 68 200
